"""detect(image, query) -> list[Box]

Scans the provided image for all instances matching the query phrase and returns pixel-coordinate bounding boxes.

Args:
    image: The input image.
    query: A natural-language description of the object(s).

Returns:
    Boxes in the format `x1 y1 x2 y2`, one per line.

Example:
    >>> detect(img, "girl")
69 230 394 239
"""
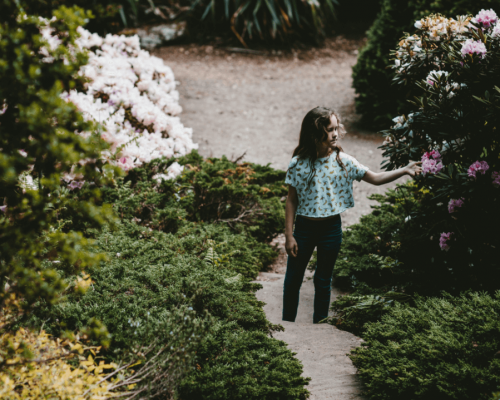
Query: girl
283 106 421 324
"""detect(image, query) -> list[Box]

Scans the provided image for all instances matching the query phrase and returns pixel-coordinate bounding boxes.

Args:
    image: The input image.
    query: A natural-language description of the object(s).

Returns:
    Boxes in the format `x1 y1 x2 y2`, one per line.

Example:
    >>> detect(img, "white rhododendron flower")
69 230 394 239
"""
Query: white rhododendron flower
152 162 184 182
426 70 449 86
63 27 197 179
414 15 471 40
391 115 406 129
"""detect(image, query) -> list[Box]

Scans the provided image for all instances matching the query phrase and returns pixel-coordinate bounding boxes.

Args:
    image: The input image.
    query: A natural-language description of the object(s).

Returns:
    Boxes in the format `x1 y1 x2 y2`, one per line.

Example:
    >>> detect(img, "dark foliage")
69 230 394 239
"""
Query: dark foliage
352 0 499 129
350 292 500 400
21 154 311 399
0 2 117 308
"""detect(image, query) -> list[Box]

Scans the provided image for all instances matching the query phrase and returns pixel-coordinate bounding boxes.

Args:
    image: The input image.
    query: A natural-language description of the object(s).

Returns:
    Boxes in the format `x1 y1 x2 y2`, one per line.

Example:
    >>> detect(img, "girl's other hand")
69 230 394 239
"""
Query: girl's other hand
405 161 422 177
285 235 298 258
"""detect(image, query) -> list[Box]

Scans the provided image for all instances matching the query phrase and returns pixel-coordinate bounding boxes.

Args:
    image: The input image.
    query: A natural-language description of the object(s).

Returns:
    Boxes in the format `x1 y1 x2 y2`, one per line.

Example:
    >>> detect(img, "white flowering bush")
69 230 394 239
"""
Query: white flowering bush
67 27 197 179
379 9 500 293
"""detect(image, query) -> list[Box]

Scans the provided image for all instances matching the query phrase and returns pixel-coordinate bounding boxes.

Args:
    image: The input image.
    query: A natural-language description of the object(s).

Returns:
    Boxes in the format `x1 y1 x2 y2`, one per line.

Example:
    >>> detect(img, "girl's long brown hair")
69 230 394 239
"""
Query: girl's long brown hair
290 106 348 187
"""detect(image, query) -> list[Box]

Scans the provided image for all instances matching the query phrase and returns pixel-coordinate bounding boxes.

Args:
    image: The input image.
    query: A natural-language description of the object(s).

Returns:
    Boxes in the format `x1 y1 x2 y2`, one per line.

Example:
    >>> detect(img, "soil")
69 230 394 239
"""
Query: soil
154 37 406 399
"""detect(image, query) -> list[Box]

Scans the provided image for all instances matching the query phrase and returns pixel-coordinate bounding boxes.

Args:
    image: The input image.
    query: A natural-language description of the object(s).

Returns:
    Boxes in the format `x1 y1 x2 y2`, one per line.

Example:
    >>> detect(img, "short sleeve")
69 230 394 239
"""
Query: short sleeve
285 157 299 187
342 154 369 182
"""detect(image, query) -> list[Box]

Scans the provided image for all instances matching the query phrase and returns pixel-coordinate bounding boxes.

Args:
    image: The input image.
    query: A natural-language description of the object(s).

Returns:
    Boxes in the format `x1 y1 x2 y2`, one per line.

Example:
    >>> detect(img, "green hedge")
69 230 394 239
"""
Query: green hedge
350 292 500 400
352 0 499 129
22 153 311 399
331 182 427 293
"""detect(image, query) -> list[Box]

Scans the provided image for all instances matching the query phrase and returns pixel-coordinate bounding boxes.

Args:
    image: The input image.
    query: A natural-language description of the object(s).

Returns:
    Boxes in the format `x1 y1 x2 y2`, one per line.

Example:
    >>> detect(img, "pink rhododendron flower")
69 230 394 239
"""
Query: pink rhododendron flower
68 180 85 190
467 160 489 178
472 9 498 28
422 159 444 175
0 205 6 213
423 150 441 160
119 156 135 171
492 171 500 187
421 150 443 175
461 39 487 59
439 232 453 251
493 23 500 38
448 198 464 213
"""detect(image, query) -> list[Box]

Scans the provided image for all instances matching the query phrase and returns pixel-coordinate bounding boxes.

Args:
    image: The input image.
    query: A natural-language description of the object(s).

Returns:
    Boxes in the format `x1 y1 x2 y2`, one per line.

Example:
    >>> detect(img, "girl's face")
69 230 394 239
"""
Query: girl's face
317 114 339 153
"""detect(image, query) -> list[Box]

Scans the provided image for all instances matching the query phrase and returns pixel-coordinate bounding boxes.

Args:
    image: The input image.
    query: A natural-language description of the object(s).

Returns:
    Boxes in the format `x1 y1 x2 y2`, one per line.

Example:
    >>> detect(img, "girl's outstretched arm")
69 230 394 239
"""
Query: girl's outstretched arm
285 186 299 258
362 161 422 186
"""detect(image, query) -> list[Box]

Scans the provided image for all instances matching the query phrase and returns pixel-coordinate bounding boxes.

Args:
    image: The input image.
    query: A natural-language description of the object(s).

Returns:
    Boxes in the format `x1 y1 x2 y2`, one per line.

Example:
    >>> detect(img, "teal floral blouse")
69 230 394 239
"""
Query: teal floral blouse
285 152 369 218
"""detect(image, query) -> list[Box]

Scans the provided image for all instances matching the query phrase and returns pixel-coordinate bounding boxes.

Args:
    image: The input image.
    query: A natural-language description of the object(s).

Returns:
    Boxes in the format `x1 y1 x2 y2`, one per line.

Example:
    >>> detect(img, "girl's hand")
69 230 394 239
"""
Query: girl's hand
405 161 422 177
285 235 298 258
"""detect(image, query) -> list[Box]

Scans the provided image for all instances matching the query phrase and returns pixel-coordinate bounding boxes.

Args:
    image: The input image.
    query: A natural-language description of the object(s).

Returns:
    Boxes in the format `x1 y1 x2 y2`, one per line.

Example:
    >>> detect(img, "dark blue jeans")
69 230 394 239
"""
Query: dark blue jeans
282 214 342 323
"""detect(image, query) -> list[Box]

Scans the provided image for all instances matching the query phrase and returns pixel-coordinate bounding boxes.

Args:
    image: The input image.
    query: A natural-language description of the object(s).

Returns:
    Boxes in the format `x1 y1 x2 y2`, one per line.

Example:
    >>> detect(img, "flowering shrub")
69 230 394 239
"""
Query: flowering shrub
379 8 500 292
351 0 498 128
66 26 197 177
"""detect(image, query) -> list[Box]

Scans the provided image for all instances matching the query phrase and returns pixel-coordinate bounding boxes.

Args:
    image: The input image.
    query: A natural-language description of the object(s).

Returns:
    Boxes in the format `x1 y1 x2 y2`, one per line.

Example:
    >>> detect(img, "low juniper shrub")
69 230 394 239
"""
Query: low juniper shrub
22 154 311 399
350 292 500 400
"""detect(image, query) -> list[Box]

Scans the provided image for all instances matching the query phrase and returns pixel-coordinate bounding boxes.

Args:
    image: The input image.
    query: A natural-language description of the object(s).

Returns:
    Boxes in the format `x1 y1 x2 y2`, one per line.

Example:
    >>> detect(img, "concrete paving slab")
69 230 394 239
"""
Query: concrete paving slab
253 269 367 400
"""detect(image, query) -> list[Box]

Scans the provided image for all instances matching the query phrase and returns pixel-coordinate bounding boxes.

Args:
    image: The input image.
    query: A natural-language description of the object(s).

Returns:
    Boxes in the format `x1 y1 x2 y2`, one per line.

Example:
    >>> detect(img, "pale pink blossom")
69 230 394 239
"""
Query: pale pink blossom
492 23 500 38
119 156 136 171
421 150 443 175
68 180 85 190
461 39 487 59
439 232 453 251
423 150 441 160
448 198 464 213
472 9 498 28
467 160 489 178
492 171 500 187
0 206 6 213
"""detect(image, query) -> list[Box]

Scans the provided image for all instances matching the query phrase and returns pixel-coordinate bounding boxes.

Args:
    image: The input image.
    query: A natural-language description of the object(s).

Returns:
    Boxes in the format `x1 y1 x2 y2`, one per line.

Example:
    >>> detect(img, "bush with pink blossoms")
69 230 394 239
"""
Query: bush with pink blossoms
376 8 500 292
67 27 197 178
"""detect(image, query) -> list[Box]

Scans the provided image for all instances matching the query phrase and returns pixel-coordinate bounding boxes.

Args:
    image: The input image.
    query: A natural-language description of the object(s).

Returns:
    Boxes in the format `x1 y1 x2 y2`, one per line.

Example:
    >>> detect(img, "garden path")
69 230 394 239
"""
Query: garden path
154 38 405 399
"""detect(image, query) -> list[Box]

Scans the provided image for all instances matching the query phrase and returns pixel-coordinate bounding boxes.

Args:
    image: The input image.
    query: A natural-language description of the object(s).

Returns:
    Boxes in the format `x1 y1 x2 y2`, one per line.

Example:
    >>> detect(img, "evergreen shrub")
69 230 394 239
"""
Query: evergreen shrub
330 10 500 337
331 182 424 292
18 0 125 35
380 10 500 293
0 1 118 309
23 154 310 400
107 150 287 243
350 292 500 400
352 0 499 128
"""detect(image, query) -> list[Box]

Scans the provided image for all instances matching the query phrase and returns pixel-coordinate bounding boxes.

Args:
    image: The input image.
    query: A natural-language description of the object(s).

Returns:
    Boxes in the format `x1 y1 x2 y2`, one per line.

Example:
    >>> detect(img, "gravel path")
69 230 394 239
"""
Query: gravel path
155 38 405 399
